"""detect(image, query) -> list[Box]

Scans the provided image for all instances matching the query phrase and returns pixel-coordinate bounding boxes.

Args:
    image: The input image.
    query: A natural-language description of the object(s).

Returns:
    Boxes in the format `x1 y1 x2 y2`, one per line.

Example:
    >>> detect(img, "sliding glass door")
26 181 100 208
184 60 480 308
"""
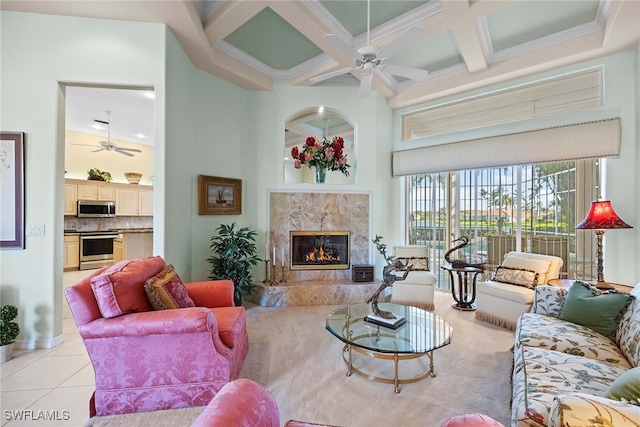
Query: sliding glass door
406 160 599 289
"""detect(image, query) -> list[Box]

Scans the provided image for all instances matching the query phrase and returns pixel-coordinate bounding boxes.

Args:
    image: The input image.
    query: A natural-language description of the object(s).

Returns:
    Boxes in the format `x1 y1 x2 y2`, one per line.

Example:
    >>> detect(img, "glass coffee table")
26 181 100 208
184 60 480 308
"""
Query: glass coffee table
326 303 453 393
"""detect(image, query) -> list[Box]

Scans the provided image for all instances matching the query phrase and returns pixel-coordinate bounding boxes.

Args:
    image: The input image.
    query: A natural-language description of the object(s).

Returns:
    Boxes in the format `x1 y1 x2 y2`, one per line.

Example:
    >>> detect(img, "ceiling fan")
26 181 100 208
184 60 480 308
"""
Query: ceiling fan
71 111 142 157
310 0 429 97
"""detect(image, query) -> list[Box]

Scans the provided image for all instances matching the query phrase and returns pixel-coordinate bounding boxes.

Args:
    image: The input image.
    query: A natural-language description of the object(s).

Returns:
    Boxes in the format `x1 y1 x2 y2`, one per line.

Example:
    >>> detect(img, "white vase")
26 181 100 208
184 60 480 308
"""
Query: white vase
0 342 15 363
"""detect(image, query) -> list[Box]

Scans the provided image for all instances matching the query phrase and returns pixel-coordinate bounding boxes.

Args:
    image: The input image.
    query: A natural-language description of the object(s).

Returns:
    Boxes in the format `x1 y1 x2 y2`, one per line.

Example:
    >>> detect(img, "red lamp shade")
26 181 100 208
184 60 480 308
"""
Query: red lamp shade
575 201 632 230
575 200 632 285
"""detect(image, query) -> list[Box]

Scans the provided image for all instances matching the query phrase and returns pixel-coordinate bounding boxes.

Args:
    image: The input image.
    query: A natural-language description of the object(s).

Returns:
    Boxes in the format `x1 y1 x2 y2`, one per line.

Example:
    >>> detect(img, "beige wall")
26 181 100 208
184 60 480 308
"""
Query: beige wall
65 130 154 184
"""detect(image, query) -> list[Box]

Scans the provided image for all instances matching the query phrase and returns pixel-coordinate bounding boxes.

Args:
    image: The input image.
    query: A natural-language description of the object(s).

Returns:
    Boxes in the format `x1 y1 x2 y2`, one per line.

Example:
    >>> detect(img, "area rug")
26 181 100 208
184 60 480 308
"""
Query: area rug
85 291 514 426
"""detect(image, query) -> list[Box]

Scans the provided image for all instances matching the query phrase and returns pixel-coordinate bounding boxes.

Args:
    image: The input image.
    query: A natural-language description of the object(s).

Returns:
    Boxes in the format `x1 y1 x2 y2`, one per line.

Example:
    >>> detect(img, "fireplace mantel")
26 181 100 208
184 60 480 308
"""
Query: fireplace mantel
269 191 371 282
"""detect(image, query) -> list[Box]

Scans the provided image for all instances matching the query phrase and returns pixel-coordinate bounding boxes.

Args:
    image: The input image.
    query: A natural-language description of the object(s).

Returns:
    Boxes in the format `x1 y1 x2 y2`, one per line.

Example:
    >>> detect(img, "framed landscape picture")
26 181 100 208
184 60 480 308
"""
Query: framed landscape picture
1 132 25 249
198 175 242 215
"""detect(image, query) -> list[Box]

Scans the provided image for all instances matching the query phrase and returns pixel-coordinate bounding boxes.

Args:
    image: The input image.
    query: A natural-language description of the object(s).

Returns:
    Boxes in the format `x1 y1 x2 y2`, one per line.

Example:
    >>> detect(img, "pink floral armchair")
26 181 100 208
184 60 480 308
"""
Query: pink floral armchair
64 256 248 416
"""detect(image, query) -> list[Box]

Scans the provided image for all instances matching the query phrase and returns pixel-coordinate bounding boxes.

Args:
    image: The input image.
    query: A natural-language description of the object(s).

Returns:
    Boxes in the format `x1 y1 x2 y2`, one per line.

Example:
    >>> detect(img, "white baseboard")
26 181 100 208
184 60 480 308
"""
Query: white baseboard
14 334 66 350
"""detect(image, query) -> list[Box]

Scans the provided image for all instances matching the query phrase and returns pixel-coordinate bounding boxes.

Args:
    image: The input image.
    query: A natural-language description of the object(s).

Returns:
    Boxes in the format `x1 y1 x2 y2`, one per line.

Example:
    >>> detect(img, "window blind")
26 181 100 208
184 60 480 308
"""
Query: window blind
392 118 620 176
402 68 603 139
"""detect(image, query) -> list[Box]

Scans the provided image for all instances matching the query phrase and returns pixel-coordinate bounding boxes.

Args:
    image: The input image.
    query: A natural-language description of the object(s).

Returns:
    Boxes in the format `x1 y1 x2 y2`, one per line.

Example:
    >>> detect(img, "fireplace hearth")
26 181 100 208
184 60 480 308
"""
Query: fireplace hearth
290 231 350 270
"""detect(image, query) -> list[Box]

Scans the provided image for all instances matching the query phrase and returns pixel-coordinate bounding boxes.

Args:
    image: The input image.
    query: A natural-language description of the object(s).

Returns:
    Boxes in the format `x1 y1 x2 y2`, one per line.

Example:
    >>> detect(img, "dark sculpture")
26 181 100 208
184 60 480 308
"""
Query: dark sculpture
367 235 412 319
444 236 486 269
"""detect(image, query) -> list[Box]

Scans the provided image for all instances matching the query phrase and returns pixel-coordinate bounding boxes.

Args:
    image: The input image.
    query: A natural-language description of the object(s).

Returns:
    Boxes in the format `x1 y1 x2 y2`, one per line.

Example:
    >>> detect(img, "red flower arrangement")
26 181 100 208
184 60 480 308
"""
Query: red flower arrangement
291 136 351 177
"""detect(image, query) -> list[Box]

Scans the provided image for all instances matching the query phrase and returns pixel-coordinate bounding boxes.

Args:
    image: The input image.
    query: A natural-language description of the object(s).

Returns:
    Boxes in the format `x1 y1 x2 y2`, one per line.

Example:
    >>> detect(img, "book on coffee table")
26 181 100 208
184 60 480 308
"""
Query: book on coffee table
364 313 406 329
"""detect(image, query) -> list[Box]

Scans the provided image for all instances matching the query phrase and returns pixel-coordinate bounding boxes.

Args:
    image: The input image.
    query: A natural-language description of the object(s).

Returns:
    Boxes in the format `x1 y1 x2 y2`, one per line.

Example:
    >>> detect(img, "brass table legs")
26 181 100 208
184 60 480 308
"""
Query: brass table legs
342 343 436 394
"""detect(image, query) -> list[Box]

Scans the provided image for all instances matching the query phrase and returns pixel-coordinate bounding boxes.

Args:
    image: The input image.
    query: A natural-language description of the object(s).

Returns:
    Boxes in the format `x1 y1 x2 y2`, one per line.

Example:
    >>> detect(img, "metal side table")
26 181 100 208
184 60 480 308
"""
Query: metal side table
441 265 484 311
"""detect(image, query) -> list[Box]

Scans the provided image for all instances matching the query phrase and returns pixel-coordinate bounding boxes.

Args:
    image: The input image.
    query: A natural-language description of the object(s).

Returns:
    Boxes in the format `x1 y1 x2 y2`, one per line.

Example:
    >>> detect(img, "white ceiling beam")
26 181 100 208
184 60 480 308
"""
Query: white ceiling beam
172 1 273 91
203 1 267 46
269 0 399 94
440 0 488 73
4 0 638 109
269 1 356 66
602 0 640 48
390 29 609 110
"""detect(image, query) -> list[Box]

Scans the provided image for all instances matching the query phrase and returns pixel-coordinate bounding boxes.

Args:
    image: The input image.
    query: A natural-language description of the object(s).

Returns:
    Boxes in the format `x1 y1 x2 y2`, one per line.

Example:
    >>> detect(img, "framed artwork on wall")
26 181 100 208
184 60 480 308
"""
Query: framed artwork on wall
198 175 242 215
1 132 25 249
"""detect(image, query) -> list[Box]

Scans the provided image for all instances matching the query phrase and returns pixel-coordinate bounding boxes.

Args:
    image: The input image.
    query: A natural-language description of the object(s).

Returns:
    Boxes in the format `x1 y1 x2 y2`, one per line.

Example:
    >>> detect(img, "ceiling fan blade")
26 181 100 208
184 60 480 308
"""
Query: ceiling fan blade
115 148 135 157
91 148 106 153
117 147 142 153
359 73 373 98
322 34 362 59
383 64 429 81
378 26 424 58
309 67 354 83
69 143 99 147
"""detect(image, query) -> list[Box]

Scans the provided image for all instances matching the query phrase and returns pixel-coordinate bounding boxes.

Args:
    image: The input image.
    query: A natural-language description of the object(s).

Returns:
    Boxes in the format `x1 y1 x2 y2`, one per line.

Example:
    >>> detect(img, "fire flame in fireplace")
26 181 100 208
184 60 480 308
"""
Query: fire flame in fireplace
305 245 341 262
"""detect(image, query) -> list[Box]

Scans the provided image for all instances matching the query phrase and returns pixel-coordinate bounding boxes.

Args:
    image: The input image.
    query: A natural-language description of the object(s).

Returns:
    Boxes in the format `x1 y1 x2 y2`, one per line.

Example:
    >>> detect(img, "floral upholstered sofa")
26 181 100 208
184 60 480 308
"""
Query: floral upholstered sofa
512 282 640 426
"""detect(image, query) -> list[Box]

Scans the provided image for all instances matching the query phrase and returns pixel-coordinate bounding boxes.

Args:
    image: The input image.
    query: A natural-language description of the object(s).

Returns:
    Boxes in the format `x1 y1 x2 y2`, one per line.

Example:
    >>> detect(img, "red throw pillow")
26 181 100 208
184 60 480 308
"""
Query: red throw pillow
145 264 195 310
90 256 166 318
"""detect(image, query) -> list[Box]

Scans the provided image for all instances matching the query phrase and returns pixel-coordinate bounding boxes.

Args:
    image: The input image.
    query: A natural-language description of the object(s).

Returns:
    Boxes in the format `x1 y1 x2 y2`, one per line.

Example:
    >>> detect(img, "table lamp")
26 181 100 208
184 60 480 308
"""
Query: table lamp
575 200 632 288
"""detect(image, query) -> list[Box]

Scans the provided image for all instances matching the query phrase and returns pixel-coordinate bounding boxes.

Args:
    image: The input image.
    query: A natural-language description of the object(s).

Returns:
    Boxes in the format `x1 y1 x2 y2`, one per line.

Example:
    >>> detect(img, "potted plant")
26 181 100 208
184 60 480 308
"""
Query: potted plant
87 168 112 182
207 223 261 306
1 304 20 363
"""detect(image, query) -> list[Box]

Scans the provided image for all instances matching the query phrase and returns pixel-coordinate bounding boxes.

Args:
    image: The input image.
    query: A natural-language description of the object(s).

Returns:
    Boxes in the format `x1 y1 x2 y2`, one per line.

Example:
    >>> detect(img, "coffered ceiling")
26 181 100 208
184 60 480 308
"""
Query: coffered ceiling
3 0 640 111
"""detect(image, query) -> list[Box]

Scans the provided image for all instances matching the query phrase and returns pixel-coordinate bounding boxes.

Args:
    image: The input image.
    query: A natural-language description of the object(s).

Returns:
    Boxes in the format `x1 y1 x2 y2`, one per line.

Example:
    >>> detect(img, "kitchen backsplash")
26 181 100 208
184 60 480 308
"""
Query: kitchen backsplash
64 216 153 232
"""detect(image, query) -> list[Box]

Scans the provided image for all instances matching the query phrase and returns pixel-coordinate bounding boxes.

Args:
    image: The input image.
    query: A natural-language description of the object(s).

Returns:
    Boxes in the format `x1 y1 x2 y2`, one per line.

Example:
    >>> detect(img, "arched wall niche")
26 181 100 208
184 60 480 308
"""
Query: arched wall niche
284 107 355 184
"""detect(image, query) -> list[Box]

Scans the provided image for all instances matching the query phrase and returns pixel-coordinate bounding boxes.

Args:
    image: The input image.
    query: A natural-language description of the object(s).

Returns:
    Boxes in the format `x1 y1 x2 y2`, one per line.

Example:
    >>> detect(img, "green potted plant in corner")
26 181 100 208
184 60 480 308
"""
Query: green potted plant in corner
207 222 261 306
1 304 20 363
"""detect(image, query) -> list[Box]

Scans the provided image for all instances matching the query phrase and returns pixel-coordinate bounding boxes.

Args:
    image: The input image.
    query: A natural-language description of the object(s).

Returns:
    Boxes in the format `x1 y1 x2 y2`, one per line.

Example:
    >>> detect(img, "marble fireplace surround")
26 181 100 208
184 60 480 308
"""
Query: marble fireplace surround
251 191 378 307
270 191 371 281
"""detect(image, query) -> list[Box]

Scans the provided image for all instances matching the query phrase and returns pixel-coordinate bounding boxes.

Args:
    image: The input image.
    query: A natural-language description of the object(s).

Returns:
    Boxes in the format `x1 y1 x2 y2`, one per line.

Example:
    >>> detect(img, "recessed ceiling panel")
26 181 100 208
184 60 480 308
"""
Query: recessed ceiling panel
487 0 600 52
321 0 429 37
224 7 323 70
386 30 462 76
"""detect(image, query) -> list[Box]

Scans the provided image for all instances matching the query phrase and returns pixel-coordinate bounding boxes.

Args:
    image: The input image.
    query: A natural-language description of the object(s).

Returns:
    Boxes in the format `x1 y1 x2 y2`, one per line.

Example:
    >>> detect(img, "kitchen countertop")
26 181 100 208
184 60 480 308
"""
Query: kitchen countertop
64 228 153 235
117 228 153 234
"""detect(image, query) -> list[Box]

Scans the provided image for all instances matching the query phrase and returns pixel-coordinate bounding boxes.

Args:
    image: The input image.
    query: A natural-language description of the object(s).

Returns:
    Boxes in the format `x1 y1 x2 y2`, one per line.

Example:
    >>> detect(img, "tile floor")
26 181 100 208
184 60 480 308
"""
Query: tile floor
1 270 97 426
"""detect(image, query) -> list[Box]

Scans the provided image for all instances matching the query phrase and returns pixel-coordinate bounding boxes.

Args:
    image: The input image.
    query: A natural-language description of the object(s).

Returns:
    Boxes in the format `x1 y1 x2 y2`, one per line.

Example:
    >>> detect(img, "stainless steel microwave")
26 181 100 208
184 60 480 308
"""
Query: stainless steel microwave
77 200 116 217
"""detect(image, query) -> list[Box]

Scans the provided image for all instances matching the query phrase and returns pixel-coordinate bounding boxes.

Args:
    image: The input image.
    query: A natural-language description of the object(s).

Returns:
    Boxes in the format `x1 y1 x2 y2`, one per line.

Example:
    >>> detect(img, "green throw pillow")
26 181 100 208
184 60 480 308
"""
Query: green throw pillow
558 281 633 338
605 367 640 404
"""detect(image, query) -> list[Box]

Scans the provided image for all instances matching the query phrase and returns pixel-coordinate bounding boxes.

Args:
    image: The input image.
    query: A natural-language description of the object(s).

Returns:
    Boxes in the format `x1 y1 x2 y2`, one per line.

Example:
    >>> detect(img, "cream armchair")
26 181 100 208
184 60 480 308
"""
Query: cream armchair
475 251 563 329
390 246 437 310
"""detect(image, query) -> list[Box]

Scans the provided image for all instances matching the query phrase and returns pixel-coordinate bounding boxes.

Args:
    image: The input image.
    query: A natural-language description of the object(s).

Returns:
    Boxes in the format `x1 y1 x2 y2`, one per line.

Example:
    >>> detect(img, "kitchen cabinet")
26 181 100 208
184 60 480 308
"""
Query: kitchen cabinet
113 238 124 264
116 187 153 216
98 186 116 201
138 189 154 216
65 179 153 216
77 183 97 200
64 234 80 271
116 188 138 216
77 183 116 201
64 184 77 215
113 231 153 262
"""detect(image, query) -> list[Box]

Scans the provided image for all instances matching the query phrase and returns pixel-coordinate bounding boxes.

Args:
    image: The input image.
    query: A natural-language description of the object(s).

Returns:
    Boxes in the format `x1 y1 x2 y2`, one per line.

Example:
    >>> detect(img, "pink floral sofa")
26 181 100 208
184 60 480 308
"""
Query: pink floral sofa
64 256 248 416
512 283 640 426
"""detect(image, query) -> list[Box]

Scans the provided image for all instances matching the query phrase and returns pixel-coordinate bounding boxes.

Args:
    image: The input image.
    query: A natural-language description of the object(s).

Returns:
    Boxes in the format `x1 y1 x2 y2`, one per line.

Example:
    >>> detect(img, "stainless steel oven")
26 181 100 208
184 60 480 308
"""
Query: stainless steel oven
79 231 119 270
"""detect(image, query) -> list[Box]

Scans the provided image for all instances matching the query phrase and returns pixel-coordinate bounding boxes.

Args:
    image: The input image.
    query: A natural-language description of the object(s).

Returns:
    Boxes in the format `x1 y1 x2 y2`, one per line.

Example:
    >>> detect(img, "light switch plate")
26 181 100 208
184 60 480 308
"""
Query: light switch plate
26 224 45 236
